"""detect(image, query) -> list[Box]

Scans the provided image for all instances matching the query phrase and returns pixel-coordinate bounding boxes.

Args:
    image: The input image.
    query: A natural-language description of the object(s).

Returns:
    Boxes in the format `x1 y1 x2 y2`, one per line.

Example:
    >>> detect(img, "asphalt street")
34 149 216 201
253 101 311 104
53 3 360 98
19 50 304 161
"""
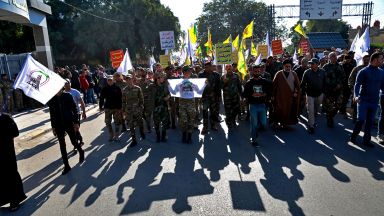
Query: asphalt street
2 107 384 216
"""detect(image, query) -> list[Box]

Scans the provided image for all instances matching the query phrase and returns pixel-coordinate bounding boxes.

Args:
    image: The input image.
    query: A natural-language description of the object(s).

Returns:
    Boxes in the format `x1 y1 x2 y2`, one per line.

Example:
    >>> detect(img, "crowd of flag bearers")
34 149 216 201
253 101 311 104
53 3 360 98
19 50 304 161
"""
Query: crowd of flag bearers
2 19 384 212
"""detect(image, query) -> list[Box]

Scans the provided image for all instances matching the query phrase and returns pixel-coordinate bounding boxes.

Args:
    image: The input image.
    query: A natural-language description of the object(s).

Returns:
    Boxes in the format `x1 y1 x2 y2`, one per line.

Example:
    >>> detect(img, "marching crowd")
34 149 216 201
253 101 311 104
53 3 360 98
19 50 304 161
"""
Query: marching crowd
46 48 384 176
2 48 384 212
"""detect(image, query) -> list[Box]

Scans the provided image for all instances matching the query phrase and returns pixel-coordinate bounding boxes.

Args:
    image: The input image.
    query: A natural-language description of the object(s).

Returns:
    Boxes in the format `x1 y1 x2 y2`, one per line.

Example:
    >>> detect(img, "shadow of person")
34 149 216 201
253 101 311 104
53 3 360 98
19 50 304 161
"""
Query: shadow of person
119 134 214 214
197 132 230 182
256 149 305 216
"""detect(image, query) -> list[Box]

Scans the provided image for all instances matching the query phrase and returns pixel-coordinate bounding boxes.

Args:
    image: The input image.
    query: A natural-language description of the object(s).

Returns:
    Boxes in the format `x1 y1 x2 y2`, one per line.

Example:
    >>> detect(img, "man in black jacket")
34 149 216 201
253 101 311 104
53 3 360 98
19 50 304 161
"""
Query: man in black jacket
243 64 272 146
99 75 123 141
48 88 85 175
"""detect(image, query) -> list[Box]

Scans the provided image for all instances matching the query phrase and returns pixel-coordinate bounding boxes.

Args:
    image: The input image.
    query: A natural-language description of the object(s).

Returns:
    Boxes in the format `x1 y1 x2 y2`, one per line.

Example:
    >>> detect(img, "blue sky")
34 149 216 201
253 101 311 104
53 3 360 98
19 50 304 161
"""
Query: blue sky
160 0 384 31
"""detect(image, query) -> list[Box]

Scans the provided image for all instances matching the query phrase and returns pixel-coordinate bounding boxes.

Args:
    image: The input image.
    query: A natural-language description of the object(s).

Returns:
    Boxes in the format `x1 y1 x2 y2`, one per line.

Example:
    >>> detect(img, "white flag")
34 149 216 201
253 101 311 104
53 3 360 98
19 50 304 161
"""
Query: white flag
266 32 273 57
13 54 66 105
292 48 298 64
354 27 370 65
117 48 133 75
349 31 360 52
255 53 262 65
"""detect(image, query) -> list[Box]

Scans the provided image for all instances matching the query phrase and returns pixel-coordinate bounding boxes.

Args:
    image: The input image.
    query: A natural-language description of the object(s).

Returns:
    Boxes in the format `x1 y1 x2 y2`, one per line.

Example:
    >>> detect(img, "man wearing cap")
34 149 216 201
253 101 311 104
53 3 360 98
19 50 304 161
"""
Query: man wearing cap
323 52 346 127
122 74 145 147
243 64 272 146
350 52 384 147
64 79 86 148
170 66 205 142
198 61 221 134
152 72 170 142
301 58 326 133
221 64 242 130
99 75 123 141
113 72 128 132
272 59 301 128
137 67 155 133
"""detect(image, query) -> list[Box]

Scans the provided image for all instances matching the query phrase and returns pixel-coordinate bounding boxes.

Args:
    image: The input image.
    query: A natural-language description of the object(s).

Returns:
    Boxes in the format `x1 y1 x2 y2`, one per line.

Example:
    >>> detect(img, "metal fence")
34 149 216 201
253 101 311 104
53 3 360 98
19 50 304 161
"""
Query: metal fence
0 53 28 80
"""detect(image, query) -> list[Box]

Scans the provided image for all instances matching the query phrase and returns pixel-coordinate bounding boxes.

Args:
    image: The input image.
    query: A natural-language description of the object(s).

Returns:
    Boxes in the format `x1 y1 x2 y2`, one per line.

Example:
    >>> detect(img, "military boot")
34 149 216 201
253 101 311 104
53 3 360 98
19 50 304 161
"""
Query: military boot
182 132 187 143
161 129 167 142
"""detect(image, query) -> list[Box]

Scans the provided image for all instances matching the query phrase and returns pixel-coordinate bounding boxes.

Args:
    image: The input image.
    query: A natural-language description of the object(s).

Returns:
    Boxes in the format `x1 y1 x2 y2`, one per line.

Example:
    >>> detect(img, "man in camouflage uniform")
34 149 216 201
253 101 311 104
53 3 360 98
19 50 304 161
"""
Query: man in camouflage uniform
137 68 155 133
1 74 14 113
221 64 242 130
198 62 221 134
171 66 204 143
323 52 346 127
152 72 170 142
114 72 128 132
165 66 178 129
122 74 145 147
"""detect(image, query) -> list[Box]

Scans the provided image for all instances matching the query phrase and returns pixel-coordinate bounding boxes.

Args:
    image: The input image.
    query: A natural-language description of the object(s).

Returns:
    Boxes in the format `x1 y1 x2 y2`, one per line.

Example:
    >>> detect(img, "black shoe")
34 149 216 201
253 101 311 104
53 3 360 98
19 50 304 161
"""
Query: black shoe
79 148 85 163
161 131 167 142
307 127 315 134
349 135 357 144
130 139 138 147
187 133 192 143
252 140 259 147
9 203 20 212
62 166 71 175
211 124 218 131
363 141 375 148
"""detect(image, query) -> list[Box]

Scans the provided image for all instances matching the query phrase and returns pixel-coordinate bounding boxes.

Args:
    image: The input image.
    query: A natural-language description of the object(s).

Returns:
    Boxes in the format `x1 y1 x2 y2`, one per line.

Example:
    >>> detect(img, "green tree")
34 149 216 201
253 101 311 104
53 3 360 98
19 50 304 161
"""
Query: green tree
305 19 351 42
45 0 181 65
0 21 35 54
196 0 286 55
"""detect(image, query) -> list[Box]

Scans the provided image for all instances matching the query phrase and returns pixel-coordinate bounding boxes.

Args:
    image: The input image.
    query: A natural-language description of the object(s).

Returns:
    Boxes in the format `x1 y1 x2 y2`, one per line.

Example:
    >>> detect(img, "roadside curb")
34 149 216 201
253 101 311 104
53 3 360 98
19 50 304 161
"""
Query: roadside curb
19 104 98 141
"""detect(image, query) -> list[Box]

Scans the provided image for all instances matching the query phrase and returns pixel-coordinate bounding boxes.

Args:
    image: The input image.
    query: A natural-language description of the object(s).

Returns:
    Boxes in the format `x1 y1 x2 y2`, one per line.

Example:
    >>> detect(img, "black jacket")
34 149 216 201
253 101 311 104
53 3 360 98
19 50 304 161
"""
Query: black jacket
99 84 122 109
48 92 79 129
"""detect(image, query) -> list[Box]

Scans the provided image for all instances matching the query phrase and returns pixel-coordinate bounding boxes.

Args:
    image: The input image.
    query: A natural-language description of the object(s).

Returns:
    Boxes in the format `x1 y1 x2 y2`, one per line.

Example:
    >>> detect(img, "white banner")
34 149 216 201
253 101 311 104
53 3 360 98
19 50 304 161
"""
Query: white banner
117 48 133 75
13 54 66 105
168 78 206 98
159 31 175 50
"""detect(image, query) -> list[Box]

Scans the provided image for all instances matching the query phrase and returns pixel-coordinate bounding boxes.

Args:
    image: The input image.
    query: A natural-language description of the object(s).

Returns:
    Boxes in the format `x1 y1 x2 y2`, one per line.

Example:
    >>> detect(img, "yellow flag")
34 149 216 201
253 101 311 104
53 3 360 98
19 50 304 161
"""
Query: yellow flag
185 55 191 66
189 24 197 44
298 47 303 55
294 23 308 38
204 29 213 55
251 41 258 56
237 40 247 79
242 20 254 39
232 35 239 51
223 35 231 44
242 38 247 50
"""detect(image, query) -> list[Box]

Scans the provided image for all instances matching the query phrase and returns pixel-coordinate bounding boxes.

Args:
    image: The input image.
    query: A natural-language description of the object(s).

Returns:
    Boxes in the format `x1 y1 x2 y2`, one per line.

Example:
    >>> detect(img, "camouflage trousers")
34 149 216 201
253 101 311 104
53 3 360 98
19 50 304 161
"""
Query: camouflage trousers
323 93 343 118
153 105 169 129
202 97 220 127
143 103 154 129
223 96 240 127
179 98 196 133
14 90 24 111
105 109 123 135
125 109 144 136
168 97 178 127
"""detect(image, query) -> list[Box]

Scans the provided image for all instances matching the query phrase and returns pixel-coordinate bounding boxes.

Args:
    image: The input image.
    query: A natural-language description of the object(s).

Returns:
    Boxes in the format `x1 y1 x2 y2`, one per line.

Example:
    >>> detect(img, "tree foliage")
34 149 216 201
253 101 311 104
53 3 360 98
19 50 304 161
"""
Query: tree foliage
305 19 351 42
44 0 181 65
0 21 34 54
196 0 287 54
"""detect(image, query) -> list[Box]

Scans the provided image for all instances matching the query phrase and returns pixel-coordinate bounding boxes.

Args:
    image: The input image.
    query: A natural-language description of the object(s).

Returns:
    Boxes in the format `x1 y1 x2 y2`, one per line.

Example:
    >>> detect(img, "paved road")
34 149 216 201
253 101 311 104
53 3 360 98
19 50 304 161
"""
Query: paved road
2 108 384 216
